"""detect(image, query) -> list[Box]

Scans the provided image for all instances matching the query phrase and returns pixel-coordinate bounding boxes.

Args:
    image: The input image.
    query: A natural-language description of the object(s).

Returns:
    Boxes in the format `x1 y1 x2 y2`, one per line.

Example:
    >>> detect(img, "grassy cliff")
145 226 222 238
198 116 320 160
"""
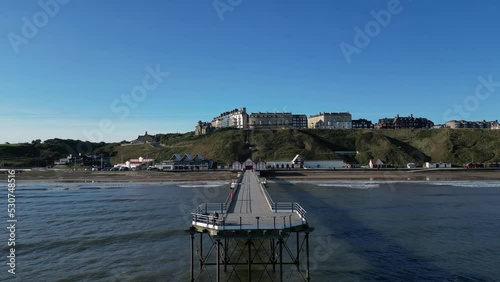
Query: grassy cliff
3 128 500 167
112 129 249 165
114 128 500 166
226 128 500 166
0 139 109 168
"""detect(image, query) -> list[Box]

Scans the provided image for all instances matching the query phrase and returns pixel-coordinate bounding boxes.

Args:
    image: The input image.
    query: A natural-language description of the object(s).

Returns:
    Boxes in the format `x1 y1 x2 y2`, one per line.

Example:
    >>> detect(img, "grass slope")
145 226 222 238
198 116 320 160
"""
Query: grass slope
3 129 500 167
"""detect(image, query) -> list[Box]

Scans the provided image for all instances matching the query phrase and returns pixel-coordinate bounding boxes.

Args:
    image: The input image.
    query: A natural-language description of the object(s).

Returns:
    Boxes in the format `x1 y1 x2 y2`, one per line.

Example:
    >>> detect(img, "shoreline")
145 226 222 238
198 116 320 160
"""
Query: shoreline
9 170 235 183
262 169 500 181
7 168 500 183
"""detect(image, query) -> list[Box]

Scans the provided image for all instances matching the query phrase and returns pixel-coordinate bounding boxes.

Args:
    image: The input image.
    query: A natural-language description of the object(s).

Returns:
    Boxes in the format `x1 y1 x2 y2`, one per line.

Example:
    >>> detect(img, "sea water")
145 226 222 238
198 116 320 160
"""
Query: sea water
1 180 499 281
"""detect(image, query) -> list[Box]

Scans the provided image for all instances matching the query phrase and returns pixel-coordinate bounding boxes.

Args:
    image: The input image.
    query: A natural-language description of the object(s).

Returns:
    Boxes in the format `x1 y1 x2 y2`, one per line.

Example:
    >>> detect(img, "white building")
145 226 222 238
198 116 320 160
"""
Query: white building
266 161 295 169
255 161 267 171
211 108 248 129
243 159 255 170
369 159 386 169
308 112 352 129
424 162 452 168
156 154 211 170
291 154 304 167
304 160 347 169
231 161 243 171
115 156 155 169
267 159 346 169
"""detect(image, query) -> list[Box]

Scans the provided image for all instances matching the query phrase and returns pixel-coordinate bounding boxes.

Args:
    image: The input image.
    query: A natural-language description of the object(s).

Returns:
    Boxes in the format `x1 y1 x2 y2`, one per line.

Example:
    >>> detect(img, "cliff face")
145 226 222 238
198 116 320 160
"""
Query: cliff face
150 128 500 166
3 128 500 167
231 128 500 166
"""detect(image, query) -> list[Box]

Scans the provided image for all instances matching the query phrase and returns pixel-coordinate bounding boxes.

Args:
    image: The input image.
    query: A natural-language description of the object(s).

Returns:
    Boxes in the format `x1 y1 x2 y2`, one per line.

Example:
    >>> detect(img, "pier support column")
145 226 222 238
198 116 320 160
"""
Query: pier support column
216 239 221 282
224 239 228 272
271 238 276 272
199 233 203 270
190 232 194 282
296 231 300 270
248 239 252 282
279 238 283 282
306 232 310 282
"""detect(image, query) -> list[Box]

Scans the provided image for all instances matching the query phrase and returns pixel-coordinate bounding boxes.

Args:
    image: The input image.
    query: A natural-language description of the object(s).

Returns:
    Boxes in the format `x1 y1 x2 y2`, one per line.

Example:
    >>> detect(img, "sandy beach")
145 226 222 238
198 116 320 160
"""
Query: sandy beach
7 168 500 183
263 169 500 181
10 170 235 183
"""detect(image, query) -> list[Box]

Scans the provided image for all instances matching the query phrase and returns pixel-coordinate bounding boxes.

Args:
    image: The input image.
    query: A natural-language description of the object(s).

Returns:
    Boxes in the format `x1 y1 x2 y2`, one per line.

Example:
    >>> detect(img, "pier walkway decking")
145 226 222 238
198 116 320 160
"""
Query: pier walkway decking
191 170 307 234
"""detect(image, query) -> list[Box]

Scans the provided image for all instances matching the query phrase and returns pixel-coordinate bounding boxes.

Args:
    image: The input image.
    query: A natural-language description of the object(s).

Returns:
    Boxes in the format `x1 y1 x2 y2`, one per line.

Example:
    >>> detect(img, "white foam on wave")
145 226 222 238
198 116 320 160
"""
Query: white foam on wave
179 184 224 188
47 183 127 190
285 180 390 185
315 183 381 189
272 179 500 189
283 180 382 189
46 186 80 191
426 181 500 188
177 181 227 188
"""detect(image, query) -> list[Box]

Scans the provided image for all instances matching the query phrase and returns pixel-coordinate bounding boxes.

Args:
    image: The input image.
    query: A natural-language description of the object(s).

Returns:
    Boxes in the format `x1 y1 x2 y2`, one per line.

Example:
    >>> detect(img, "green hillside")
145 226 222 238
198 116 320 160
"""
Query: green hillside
112 129 249 165
2 128 500 167
0 139 109 167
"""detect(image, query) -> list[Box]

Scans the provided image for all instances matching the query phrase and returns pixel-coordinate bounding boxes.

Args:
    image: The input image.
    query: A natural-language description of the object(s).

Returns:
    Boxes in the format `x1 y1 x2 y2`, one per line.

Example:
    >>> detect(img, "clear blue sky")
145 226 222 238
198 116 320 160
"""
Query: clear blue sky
1 0 499 143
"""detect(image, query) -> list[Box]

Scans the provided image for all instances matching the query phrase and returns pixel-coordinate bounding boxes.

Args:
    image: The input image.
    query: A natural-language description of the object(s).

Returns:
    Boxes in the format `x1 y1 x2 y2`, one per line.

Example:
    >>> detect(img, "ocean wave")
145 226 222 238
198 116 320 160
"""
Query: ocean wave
16 228 185 254
279 180 382 189
315 183 381 189
426 181 500 188
44 184 130 190
80 185 125 190
178 184 224 188
177 181 227 188
283 179 500 189
46 187 80 191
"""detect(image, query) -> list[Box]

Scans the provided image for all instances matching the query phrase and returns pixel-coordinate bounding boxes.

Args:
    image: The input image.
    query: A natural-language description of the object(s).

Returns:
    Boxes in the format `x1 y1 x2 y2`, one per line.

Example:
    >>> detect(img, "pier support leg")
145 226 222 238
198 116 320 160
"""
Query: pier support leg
306 232 310 282
248 239 252 282
216 239 221 282
224 239 228 272
190 232 194 282
279 238 283 282
271 238 276 272
199 233 203 270
296 231 300 270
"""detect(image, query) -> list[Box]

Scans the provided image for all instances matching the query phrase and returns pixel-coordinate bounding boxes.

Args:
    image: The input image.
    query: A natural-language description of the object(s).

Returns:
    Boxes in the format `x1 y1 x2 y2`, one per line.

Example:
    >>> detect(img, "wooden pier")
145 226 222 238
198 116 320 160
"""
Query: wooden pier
189 170 313 281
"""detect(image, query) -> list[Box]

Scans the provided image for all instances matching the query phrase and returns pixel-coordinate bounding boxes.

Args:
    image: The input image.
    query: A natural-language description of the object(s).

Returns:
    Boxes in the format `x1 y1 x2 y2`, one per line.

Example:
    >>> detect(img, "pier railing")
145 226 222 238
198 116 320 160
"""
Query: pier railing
191 213 307 230
190 201 308 230
190 172 308 230
192 202 227 215
192 172 244 216
259 177 307 221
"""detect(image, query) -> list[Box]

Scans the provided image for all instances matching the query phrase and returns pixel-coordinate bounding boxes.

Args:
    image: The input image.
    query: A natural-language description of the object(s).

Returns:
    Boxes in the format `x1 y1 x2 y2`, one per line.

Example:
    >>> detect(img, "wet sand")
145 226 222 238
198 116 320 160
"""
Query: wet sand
11 170 235 182
264 169 500 181
9 168 500 182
